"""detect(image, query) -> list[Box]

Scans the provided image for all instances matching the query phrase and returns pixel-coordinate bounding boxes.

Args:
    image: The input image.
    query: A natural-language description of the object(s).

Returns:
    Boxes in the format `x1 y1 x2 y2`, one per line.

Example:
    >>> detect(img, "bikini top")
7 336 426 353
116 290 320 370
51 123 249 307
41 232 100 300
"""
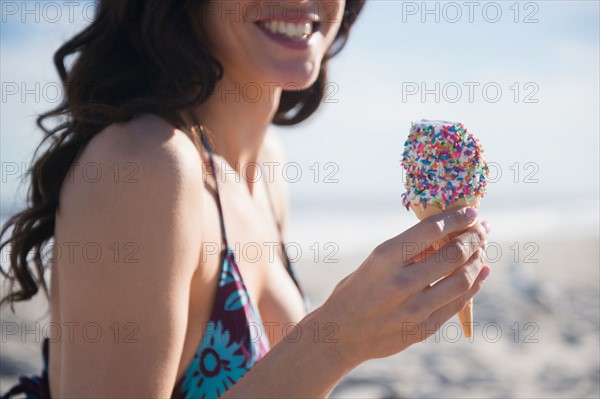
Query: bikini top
2 127 308 399
171 127 309 398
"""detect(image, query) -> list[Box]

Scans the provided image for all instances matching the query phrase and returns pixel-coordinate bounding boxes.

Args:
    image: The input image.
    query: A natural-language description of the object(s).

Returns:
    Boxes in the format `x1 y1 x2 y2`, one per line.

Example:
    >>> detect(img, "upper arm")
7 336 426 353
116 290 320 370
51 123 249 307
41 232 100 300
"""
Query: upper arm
261 130 290 236
54 115 203 397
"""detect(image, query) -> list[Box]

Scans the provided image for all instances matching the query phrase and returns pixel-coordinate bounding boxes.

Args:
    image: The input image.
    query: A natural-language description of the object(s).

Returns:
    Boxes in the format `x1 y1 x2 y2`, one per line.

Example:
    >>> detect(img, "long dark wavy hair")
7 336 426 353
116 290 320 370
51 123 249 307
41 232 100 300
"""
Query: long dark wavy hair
0 0 365 308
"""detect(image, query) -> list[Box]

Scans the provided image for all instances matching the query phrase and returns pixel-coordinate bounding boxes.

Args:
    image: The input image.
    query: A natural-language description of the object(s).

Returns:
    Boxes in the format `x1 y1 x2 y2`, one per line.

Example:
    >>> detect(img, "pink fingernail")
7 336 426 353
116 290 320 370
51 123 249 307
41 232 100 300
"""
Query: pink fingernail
480 266 491 280
481 220 492 234
465 207 478 220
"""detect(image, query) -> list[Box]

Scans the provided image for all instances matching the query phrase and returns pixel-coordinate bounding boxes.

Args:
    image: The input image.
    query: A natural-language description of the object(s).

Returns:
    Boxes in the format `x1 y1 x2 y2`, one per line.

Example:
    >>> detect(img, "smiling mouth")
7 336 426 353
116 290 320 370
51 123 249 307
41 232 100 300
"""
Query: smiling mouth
255 20 320 41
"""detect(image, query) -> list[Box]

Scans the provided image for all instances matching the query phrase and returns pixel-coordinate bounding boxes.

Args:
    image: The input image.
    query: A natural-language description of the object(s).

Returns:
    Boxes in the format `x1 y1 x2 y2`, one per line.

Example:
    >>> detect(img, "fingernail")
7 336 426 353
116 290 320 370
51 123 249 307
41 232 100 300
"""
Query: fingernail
480 266 491 280
481 220 492 234
465 207 478 221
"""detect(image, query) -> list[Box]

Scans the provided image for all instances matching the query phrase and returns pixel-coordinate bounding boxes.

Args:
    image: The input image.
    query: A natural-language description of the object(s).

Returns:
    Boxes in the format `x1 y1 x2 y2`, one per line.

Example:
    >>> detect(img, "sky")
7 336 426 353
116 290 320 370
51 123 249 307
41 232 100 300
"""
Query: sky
1 1 599 217
1 4 598 393
275 0 600 207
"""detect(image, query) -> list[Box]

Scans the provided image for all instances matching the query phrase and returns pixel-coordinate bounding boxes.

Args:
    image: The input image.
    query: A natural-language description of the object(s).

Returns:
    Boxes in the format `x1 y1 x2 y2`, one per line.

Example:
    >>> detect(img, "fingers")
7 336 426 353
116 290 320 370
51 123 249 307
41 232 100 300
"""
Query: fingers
406 248 486 314
411 235 450 263
407 221 488 288
379 207 479 266
414 265 490 342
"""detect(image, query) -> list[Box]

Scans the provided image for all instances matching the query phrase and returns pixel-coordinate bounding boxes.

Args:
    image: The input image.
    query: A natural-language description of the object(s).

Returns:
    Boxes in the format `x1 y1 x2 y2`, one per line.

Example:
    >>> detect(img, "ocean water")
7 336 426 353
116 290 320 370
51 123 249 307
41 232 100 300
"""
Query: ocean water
2 1 599 212
1 0 598 269
1 3 599 397
286 196 600 260
2 194 598 270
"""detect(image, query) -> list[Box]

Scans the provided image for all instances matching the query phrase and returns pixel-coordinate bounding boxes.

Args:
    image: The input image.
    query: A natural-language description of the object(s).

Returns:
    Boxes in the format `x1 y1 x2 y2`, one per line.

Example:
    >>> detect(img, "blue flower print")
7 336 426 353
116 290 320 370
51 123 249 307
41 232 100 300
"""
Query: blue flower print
181 321 249 398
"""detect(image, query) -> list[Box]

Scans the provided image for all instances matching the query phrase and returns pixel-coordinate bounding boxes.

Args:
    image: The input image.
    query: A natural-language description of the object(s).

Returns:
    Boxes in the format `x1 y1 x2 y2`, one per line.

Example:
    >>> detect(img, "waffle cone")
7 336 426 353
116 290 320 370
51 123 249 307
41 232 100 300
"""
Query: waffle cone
410 198 480 338
457 298 473 338
410 197 479 221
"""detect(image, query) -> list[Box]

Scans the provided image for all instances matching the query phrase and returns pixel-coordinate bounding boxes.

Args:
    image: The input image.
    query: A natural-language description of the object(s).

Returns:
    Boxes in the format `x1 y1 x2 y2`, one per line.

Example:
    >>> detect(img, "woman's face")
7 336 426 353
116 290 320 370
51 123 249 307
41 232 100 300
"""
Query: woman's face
196 0 346 90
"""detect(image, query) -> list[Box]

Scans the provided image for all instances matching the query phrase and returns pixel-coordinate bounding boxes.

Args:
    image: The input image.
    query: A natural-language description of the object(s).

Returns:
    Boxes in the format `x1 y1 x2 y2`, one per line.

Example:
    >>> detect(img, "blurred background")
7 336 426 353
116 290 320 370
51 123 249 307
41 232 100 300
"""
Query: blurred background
1 0 599 397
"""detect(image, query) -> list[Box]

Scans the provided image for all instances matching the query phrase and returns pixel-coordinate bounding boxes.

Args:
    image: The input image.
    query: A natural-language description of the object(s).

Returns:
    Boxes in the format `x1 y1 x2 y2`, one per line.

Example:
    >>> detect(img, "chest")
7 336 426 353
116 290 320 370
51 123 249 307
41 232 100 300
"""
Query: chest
190 173 306 346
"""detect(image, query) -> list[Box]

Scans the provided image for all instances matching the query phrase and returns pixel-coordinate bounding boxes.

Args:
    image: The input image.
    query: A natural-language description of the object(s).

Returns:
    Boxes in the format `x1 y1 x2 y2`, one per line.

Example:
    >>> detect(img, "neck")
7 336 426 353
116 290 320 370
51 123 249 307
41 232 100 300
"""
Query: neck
189 73 283 194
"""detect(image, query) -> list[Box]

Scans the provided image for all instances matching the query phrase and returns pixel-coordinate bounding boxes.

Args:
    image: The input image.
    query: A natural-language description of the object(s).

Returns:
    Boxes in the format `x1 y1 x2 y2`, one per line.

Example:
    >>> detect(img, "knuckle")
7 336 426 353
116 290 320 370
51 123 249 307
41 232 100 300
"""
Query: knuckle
456 209 469 225
475 248 484 263
471 277 485 293
404 300 422 317
462 227 484 254
393 271 416 289
454 207 472 227
455 269 474 293
370 244 388 264
445 241 469 264
333 271 353 291
454 299 471 315
427 218 445 237
473 223 487 244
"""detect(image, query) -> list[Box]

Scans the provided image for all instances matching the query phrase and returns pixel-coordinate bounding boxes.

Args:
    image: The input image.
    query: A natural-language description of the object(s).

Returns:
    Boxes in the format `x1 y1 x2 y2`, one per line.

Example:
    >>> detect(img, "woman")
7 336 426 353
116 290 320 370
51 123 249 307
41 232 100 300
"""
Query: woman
1 0 491 397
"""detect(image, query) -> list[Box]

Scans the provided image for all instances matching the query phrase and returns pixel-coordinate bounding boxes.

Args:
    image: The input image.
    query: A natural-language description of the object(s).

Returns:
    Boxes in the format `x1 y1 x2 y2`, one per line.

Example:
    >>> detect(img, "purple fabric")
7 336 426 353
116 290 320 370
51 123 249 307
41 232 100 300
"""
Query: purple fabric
171 247 272 398
2 338 50 399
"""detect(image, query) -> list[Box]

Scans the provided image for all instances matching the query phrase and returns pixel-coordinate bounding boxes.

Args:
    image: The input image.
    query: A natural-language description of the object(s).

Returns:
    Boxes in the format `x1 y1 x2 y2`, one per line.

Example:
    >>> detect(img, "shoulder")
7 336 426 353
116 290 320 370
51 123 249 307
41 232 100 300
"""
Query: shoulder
57 113 204 270
63 114 204 202
82 113 203 184
53 114 205 394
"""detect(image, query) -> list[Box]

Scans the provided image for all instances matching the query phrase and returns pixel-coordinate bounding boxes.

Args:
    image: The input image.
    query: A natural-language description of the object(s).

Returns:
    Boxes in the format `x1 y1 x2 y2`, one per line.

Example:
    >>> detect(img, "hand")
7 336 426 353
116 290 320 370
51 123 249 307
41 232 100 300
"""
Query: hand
317 207 490 368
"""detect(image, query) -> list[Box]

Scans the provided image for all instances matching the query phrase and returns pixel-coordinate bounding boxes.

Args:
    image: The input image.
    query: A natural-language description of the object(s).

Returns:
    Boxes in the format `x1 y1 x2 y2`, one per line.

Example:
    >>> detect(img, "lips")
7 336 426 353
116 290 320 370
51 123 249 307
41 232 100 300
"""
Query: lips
254 14 322 50
257 20 315 40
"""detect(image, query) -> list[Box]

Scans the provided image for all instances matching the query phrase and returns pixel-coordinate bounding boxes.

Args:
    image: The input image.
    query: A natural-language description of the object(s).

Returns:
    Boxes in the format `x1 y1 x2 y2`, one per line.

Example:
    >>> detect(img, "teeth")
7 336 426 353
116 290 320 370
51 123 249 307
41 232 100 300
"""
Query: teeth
286 22 297 37
303 22 311 36
262 20 313 39
277 21 287 34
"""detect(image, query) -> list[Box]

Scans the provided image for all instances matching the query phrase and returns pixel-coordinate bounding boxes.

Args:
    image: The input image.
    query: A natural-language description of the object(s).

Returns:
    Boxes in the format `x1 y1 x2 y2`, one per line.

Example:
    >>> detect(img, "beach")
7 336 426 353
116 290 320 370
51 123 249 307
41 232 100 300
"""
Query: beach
294 203 600 398
2 205 599 398
2 0 599 396
315 237 600 398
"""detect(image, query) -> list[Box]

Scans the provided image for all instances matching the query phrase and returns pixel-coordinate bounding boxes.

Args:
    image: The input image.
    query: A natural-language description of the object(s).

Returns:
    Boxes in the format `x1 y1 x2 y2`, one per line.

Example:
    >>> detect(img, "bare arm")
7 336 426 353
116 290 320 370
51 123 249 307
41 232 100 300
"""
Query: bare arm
224 209 490 398
54 119 489 397
55 116 204 397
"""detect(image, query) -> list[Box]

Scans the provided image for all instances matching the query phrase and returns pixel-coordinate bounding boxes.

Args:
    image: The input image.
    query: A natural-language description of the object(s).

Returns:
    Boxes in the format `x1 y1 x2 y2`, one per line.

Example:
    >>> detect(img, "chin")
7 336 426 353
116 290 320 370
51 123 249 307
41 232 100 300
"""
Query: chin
265 58 323 91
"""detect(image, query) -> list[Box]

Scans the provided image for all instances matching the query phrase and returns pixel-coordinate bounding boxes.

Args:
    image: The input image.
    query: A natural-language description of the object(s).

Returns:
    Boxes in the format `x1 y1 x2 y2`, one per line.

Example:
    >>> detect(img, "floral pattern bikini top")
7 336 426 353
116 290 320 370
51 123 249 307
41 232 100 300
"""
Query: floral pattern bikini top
3 128 309 399
171 129 310 398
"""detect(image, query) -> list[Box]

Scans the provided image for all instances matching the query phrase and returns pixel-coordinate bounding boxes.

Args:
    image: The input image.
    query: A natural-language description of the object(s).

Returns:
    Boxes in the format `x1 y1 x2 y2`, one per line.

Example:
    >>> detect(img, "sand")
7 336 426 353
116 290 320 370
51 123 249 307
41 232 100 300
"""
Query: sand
2 237 599 398
309 237 600 398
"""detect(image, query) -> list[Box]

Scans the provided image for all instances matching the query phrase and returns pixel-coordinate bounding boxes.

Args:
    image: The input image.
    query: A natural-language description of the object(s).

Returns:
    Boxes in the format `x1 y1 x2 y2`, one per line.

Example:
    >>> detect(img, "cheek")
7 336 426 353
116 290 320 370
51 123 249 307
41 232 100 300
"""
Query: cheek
321 0 346 49
196 3 249 69
201 16 237 65
193 0 348 87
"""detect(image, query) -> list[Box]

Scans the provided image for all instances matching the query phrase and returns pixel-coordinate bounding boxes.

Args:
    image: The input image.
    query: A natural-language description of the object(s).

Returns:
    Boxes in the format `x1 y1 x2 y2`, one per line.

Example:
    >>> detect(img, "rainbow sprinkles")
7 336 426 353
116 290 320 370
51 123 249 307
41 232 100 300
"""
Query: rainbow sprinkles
401 120 489 210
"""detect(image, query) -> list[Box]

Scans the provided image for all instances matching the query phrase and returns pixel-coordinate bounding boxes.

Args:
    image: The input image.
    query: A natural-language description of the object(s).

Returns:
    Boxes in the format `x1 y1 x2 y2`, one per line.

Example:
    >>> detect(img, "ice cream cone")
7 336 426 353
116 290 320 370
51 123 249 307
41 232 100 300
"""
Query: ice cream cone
410 198 480 254
457 298 473 338
401 120 489 340
410 198 479 338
